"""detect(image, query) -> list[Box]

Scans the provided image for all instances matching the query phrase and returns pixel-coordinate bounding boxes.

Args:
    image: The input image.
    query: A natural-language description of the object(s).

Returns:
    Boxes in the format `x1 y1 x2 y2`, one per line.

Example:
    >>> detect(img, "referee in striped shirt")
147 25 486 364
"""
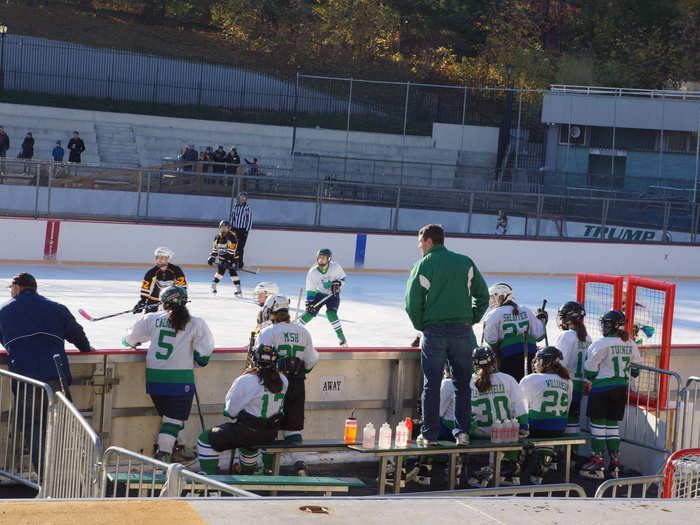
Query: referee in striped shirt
229 192 253 268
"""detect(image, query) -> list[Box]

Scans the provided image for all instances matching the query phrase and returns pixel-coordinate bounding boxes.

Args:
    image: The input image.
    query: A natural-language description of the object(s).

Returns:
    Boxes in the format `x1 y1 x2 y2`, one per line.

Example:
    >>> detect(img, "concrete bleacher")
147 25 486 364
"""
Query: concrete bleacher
0 102 499 187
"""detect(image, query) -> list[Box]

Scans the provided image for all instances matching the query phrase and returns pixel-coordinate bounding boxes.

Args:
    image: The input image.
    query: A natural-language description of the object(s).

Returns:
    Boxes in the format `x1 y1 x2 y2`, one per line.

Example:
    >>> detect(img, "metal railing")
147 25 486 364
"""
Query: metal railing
594 475 663 498
0 369 56 492
622 364 683 454
550 85 700 100
42 392 102 499
1 158 698 241
676 377 700 450
398 484 586 498
101 446 257 498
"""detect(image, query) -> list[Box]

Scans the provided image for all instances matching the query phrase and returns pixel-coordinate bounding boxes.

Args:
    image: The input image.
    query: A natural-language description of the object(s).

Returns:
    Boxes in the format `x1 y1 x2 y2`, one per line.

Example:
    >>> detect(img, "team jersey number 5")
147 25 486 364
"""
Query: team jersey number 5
156 329 176 360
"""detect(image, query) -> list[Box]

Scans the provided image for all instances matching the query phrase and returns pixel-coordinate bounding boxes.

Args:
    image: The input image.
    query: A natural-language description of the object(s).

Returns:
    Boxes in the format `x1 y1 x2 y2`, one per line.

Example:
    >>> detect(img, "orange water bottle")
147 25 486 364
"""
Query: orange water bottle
404 417 413 441
344 412 358 444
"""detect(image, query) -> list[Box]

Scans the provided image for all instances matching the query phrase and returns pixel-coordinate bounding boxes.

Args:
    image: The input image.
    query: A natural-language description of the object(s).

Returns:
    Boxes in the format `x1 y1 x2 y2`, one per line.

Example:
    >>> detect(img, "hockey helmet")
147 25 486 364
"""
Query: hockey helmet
219 219 231 229
253 344 279 369
489 282 513 306
254 282 280 297
534 346 563 368
601 310 626 337
154 246 174 261
558 301 585 325
160 285 188 308
472 346 496 368
261 295 290 322
316 248 332 260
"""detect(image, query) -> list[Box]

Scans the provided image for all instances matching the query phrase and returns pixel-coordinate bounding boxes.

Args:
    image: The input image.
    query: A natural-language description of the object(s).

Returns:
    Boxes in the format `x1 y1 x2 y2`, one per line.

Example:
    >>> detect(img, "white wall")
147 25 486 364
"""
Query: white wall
2 217 699 277
432 123 500 153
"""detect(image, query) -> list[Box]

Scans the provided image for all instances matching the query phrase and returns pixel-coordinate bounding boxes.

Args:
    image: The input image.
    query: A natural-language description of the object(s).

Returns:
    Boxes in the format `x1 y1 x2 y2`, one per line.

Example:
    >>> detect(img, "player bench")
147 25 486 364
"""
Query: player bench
522 432 589 484
108 472 364 497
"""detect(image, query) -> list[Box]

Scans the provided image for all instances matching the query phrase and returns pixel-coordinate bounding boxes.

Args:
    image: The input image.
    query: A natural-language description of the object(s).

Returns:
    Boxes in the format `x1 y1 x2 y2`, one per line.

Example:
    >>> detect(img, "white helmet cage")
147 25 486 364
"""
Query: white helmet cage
154 246 175 260
254 282 280 296
261 294 291 322
488 282 514 307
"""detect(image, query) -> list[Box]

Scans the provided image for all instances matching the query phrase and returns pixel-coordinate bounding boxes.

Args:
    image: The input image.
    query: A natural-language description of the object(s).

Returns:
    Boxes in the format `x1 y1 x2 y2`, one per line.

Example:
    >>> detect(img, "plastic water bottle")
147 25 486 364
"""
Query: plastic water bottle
395 421 408 448
404 417 413 441
491 420 502 443
378 422 392 449
510 419 519 441
362 422 376 449
343 416 358 444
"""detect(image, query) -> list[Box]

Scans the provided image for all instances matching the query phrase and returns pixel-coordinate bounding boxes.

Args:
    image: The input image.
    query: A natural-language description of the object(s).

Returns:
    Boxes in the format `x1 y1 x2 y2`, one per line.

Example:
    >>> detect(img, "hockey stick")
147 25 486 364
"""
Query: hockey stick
53 353 73 401
523 325 530 380
540 299 549 346
193 384 206 432
79 302 161 322
237 267 259 275
293 291 335 322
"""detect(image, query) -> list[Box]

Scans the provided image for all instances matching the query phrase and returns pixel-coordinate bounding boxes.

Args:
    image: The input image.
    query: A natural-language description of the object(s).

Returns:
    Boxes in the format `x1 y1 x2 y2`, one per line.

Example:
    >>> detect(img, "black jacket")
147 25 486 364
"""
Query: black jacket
0 133 9 153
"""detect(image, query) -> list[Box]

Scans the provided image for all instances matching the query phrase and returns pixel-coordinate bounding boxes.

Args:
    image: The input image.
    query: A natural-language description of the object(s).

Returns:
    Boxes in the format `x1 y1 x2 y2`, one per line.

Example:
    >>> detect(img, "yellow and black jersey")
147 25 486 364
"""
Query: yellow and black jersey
210 231 238 262
140 263 187 301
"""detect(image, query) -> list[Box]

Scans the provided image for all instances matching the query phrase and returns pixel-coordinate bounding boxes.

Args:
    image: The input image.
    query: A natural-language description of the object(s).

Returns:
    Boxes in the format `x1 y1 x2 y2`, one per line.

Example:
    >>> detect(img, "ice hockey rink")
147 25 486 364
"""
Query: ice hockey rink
1 263 699 349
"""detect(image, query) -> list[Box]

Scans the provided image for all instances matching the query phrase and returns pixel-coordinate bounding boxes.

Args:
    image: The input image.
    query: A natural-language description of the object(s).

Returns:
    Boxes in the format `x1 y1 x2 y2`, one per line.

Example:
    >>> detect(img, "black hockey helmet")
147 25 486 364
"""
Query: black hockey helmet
601 310 626 337
253 344 279 369
472 346 496 368
316 248 332 259
534 346 563 368
160 285 188 308
558 301 585 325
219 219 231 229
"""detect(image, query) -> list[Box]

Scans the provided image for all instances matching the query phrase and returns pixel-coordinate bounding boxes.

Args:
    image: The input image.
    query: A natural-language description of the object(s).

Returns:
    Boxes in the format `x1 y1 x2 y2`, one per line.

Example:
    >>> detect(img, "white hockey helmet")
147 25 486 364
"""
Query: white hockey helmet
254 282 280 296
489 282 514 306
154 246 174 260
261 295 290 322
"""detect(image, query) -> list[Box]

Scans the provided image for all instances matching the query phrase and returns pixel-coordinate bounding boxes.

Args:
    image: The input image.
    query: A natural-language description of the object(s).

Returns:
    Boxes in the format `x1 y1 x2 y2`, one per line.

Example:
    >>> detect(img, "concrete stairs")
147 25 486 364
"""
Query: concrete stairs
95 123 140 168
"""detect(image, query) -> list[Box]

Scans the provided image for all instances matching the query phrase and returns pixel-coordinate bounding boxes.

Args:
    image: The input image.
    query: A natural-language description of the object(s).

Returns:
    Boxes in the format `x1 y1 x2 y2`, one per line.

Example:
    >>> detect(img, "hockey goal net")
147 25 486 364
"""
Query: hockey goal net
663 448 700 498
576 273 676 408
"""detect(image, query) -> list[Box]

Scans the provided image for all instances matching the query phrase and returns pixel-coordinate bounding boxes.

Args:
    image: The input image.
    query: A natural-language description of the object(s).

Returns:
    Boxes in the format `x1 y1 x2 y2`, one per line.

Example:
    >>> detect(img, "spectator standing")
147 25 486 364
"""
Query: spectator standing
230 192 253 268
496 210 508 235
52 140 65 162
0 126 9 158
405 224 489 447
67 131 86 163
212 145 227 174
20 132 34 160
180 144 198 172
0 273 92 466
201 146 214 173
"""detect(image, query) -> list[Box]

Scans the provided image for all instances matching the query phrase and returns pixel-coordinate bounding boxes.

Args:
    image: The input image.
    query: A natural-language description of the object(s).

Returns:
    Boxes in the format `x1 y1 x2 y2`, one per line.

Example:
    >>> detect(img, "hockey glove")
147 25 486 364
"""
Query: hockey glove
410 334 421 347
305 300 320 316
536 308 548 325
630 365 640 378
207 255 216 266
518 424 530 438
133 298 148 314
144 302 160 313
331 279 342 295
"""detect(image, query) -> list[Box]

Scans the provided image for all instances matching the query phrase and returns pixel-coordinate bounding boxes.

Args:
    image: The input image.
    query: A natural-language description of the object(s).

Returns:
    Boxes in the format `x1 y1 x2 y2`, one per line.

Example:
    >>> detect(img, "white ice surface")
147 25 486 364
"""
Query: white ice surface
1 264 699 349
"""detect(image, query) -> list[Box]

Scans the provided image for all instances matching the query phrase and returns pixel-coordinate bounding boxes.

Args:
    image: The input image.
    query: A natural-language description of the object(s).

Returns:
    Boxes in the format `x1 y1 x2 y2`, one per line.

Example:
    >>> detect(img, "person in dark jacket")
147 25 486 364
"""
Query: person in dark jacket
212 145 227 174
0 126 9 158
0 273 92 467
52 141 65 162
67 131 86 163
20 132 34 160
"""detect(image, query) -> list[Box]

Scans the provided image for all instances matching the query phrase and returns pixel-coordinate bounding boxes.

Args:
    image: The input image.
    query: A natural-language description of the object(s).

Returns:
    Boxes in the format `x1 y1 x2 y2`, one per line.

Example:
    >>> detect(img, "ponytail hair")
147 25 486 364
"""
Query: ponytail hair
474 364 496 393
541 361 571 380
503 300 520 317
617 328 630 342
166 303 190 332
573 319 588 343
245 366 283 394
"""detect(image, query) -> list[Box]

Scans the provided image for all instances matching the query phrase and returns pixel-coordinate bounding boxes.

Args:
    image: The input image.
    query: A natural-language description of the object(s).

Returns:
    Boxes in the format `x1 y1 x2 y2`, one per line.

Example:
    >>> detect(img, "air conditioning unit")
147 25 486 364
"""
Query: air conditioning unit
568 125 586 145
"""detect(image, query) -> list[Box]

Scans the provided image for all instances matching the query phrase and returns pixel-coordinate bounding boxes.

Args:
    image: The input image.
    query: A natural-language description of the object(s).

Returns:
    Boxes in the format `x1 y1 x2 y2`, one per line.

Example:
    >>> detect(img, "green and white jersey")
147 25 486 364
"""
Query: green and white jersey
305 261 346 300
520 372 572 432
224 373 289 419
555 330 591 393
256 321 319 372
481 305 545 358
440 378 456 429
123 312 215 395
469 372 527 437
584 336 641 392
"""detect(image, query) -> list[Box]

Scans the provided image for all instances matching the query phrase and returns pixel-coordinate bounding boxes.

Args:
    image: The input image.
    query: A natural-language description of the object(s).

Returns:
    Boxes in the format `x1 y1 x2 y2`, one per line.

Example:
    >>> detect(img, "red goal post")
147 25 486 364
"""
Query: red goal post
575 273 676 408
662 448 700 498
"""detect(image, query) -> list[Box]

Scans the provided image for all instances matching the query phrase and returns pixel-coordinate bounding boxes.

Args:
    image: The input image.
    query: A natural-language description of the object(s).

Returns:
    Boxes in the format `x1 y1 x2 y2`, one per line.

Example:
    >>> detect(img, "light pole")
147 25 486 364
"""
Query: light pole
0 24 7 92
497 64 515 177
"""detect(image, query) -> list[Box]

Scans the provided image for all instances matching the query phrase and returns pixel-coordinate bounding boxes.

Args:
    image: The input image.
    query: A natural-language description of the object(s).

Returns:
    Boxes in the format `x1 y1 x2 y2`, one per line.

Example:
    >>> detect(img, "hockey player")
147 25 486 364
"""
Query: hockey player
134 247 187 313
122 286 215 462
258 295 319 442
470 346 529 486
520 346 573 484
254 282 280 331
580 310 641 480
555 301 591 438
299 248 348 347
481 282 546 381
196 345 287 475
208 220 242 296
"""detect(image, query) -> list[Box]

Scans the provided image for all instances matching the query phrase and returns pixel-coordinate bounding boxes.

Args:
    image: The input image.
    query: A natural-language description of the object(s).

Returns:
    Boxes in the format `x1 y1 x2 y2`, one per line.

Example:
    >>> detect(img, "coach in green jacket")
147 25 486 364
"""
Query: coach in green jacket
405 224 489 446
